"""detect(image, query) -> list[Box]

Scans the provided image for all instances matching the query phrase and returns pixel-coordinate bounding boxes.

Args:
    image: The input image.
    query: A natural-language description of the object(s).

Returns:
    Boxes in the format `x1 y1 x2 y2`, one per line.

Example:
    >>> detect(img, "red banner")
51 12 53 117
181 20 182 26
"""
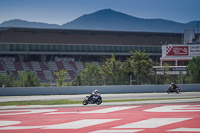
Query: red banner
166 46 189 56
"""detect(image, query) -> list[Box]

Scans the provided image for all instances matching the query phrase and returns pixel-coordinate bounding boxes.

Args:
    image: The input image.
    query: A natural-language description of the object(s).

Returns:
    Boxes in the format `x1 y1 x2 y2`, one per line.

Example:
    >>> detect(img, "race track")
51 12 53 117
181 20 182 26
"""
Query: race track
0 92 200 132
0 92 200 103
0 103 200 133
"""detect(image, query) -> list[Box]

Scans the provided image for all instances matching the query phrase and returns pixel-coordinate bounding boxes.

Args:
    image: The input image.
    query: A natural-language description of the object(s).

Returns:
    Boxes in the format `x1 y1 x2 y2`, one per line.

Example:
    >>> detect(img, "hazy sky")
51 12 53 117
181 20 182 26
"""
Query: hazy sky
0 0 199 25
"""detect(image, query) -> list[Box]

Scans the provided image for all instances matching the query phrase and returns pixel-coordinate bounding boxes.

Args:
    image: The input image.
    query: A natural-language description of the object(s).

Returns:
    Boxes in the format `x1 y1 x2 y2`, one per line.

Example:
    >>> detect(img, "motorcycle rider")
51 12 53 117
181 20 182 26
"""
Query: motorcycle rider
82 89 102 105
89 89 99 101
169 83 178 91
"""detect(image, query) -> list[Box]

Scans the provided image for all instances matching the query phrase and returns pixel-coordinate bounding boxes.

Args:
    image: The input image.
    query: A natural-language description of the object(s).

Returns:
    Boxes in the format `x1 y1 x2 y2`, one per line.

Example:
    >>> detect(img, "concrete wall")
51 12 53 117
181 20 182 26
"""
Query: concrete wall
0 84 200 96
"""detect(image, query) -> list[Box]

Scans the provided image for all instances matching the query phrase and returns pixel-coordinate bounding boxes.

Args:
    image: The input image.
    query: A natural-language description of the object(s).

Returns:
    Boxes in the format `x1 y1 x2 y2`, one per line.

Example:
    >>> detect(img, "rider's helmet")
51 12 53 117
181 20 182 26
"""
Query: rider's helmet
94 89 99 94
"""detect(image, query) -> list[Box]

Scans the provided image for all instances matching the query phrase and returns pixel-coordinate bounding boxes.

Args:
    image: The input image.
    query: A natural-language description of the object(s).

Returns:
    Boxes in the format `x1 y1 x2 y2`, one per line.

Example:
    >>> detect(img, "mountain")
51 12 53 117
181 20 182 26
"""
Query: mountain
0 19 60 29
62 9 197 33
0 9 198 33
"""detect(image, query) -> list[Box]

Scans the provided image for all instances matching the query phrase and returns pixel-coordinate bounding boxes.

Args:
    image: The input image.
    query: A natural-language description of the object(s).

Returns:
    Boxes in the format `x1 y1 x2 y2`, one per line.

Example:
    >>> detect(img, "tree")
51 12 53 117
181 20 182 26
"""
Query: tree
123 56 135 85
0 72 15 87
126 51 152 84
178 71 184 84
100 54 124 85
54 69 67 86
186 57 200 83
162 63 171 84
79 63 102 86
15 71 40 87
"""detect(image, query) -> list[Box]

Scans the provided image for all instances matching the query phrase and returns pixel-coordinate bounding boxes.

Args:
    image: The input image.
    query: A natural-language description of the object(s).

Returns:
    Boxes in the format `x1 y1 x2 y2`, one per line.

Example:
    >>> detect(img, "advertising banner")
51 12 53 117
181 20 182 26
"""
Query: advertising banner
162 44 200 57
166 45 189 56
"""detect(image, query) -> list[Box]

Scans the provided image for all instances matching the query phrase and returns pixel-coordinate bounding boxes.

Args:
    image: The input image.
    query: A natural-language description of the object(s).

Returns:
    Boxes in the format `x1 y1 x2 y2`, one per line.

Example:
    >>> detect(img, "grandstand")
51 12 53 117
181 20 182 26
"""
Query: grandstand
0 27 183 83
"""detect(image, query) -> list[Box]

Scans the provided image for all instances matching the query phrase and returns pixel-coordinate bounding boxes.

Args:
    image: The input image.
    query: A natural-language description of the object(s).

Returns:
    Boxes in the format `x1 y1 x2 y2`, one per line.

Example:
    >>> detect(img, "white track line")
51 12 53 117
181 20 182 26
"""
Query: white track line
144 105 200 112
168 128 200 132
44 119 119 129
0 119 119 130
46 106 139 114
90 129 144 133
0 121 21 127
113 118 191 128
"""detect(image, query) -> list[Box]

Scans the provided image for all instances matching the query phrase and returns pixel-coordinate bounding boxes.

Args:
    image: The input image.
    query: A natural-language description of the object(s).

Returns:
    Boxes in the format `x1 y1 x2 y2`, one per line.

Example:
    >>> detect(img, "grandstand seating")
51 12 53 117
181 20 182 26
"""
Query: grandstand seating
0 60 102 83
62 61 72 70
5 61 15 71
69 61 78 70
47 61 58 71
68 70 76 79
25 62 33 70
75 61 85 72
31 61 41 70
13 62 23 71
56 61 65 70
43 70 53 80
0 62 5 71
0 62 7 75
36 70 46 81
22 62 31 71
39 62 49 70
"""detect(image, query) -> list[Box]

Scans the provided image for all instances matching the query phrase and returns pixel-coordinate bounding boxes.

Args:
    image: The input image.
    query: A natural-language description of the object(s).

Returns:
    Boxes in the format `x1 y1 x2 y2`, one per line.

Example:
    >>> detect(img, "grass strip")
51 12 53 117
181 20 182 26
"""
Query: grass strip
103 97 200 103
0 100 82 106
0 97 199 106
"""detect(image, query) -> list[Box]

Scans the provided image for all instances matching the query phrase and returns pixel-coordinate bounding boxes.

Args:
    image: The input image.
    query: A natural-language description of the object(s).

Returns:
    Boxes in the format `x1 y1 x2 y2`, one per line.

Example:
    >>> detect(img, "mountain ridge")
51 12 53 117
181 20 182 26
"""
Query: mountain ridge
0 9 198 33
0 19 60 28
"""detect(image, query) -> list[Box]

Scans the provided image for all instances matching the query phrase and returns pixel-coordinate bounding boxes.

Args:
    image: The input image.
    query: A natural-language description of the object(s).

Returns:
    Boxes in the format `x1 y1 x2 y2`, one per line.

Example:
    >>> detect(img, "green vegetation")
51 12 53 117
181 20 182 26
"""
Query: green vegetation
54 69 68 86
79 63 102 86
15 71 40 87
73 51 153 86
100 54 125 85
124 51 152 85
186 57 200 83
0 51 199 87
0 71 39 87
0 100 82 106
0 72 15 87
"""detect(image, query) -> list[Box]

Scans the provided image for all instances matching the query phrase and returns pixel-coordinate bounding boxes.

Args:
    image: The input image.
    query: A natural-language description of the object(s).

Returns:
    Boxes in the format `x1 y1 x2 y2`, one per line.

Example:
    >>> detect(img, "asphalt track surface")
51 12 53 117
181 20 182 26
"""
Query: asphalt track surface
0 92 200 103
0 103 200 133
0 92 200 132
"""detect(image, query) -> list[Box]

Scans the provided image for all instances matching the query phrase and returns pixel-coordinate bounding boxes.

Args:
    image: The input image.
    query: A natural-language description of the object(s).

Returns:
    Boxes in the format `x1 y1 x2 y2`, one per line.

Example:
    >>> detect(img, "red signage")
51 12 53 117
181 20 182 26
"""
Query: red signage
166 46 189 56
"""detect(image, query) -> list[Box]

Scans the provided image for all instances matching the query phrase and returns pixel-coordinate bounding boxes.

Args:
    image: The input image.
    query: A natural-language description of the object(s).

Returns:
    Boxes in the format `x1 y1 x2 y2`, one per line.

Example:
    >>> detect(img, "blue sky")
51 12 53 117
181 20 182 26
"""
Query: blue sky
0 0 199 25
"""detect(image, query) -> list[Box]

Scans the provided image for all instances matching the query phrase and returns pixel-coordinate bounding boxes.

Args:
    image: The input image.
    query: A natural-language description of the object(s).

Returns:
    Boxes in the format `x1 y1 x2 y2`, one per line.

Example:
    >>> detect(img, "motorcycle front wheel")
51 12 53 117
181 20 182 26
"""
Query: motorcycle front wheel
96 99 102 105
82 99 88 105
176 89 180 94
167 90 170 94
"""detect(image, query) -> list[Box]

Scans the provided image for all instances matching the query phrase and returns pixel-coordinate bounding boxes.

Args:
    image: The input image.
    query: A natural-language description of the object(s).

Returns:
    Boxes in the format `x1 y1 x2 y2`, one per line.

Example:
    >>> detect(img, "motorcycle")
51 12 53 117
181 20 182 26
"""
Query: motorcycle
167 86 180 94
82 94 102 105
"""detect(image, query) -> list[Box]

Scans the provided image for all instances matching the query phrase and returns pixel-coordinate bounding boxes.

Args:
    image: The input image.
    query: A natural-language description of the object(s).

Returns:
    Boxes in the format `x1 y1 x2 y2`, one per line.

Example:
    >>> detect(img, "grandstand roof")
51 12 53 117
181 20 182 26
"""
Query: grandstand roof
0 27 183 45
